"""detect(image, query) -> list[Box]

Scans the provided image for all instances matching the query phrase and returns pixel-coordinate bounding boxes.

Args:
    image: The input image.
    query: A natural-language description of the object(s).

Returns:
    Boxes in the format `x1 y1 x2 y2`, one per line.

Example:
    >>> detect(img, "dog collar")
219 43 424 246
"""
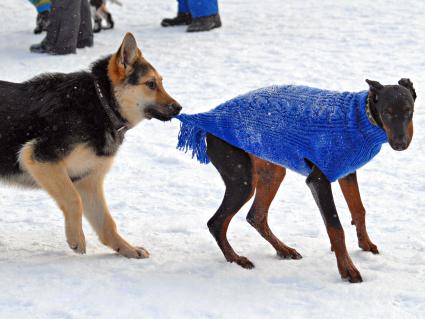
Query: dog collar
93 79 129 136
366 94 379 127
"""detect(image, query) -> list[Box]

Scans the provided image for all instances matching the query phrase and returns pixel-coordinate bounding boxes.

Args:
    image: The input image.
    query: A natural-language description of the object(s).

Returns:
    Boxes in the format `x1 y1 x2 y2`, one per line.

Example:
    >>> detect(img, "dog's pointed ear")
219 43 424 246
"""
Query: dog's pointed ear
117 33 139 69
365 79 384 93
398 78 417 101
366 79 384 102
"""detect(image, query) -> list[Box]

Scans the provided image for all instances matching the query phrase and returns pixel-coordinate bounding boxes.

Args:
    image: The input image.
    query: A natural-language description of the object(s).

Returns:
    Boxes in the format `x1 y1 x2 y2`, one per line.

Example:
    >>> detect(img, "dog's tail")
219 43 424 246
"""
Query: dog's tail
176 114 210 164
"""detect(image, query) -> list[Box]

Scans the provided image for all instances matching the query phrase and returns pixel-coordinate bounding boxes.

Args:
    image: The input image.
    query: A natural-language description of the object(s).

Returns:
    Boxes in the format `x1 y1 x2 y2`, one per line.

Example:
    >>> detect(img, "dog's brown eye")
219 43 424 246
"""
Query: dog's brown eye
146 81 157 90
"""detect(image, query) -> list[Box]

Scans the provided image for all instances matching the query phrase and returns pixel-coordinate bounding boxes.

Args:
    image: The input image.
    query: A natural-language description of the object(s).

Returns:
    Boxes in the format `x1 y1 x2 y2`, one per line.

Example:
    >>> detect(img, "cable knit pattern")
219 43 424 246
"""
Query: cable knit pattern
176 85 388 182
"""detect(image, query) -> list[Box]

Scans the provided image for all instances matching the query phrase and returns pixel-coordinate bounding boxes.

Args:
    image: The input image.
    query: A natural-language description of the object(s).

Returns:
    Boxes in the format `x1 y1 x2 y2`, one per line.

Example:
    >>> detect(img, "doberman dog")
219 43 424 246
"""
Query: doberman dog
205 79 416 283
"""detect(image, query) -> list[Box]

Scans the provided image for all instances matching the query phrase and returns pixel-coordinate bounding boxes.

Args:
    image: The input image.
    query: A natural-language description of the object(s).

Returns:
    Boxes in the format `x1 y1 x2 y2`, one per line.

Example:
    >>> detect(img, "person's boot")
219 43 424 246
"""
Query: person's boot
77 37 94 49
30 37 77 55
161 12 192 27
186 14 222 32
29 38 56 54
93 17 102 33
33 11 50 34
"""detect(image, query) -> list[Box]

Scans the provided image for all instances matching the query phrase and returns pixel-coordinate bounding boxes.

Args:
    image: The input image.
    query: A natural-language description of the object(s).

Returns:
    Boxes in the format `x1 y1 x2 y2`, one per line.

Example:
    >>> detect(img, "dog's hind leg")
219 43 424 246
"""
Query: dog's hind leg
75 165 149 259
19 143 86 254
338 172 379 254
246 156 302 259
306 164 362 283
206 134 255 269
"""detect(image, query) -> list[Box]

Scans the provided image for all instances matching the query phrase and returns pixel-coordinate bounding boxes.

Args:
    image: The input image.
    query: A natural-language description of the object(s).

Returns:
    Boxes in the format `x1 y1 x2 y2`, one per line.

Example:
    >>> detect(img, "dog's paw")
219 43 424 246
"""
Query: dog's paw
337 257 363 283
67 234 86 254
343 267 363 283
359 240 379 254
116 244 150 259
134 246 150 258
277 247 302 260
65 223 86 254
233 256 255 269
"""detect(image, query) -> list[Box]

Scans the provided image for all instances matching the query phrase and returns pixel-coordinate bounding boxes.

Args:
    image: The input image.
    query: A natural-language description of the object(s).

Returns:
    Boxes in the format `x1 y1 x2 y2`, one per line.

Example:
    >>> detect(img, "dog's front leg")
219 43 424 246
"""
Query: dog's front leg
306 165 362 283
20 144 86 254
75 169 149 259
339 172 379 254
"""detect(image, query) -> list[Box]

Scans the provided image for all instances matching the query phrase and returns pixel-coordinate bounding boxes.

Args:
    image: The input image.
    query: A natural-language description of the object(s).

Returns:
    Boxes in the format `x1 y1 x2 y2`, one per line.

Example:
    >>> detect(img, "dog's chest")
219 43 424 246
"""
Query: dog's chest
94 129 125 157
64 144 113 179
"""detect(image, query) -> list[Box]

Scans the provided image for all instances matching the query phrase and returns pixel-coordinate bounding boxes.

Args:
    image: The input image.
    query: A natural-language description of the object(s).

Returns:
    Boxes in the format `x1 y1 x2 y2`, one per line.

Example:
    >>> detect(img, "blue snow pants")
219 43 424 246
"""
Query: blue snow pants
29 0 52 13
177 0 219 18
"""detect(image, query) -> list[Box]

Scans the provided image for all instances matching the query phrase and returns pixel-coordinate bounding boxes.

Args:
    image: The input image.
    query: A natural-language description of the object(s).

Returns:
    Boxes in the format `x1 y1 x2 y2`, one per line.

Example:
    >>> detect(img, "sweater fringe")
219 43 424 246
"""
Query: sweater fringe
177 119 210 164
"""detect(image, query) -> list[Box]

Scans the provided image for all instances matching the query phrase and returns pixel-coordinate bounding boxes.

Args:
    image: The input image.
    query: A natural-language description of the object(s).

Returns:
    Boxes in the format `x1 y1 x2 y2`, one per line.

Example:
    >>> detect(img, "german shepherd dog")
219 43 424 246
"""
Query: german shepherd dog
204 79 416 282
0 33 181 258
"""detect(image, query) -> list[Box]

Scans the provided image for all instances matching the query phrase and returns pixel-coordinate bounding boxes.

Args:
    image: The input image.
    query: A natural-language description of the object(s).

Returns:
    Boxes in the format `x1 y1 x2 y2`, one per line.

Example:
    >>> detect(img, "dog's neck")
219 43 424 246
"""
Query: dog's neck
94 79 128 135
91 56 129 135
366 93 381 127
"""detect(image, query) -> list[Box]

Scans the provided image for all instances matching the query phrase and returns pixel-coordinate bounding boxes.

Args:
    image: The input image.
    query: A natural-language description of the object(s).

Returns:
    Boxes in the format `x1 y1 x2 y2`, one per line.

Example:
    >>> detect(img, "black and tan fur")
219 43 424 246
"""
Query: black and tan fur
205 79 416 283
0 33 181 257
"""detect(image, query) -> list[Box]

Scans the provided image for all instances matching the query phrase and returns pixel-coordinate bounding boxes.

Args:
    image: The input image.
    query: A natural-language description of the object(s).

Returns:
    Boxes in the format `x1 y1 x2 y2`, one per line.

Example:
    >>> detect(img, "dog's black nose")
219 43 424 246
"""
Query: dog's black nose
392 139 408 151
168 103 182 114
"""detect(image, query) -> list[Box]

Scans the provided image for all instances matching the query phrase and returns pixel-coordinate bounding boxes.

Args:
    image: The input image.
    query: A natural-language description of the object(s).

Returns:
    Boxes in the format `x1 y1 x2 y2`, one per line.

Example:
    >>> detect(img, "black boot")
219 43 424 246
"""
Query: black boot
93 17 102 33
186 14 222 32
161 12 192 27
77 38 93 49
29 38 55 54
33 11 50 34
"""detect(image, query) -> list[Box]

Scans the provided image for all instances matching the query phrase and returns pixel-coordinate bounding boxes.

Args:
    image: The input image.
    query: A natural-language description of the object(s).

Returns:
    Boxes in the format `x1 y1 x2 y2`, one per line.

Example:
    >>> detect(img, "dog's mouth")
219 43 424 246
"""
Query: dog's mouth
389 141 409 151
144 105 182 122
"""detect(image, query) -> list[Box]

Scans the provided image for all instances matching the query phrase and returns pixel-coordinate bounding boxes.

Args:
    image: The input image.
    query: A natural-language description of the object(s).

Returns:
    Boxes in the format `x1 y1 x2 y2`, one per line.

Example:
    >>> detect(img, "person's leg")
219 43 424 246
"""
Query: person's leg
30 0 52 13
30 0 81 55
186 0 221 32
77 0 94 48
178 0 190 13
30 0 51 34
161 0 192 27
187 0 218 18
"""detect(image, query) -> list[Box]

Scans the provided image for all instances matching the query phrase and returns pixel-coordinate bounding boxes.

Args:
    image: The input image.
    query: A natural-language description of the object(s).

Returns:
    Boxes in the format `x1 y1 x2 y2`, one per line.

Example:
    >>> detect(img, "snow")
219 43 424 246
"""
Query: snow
0 0 424 318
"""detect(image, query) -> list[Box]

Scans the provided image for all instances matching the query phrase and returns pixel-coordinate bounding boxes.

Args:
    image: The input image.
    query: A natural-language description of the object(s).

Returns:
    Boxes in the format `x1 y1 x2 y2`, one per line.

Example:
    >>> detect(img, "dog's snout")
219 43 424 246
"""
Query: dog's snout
393 143 407 151
168 103 182 114
391 137 408 151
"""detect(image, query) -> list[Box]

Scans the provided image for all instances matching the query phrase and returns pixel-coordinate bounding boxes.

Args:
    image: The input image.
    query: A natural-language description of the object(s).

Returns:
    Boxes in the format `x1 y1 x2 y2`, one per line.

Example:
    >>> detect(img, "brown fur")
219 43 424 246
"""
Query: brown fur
247 158 372 281
382 123 393 143
75 162 149 258
20 141 86 253
212 154 302 269
247 157 373 279
382 119 414 150
248 156 302 259
339 173 378 254
108 38 178 127
4 33 179 258
407 121 414 146
326 226 362 283
108 54 126 84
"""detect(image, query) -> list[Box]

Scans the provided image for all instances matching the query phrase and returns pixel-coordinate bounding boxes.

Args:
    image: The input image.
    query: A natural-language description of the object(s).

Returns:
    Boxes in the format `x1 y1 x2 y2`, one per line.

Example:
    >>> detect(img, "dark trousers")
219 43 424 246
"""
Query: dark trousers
45 0 93 54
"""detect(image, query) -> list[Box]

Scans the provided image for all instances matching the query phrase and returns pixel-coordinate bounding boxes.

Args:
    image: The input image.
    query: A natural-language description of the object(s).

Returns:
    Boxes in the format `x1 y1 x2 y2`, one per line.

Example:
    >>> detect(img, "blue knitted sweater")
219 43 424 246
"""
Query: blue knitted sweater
176 85 388 182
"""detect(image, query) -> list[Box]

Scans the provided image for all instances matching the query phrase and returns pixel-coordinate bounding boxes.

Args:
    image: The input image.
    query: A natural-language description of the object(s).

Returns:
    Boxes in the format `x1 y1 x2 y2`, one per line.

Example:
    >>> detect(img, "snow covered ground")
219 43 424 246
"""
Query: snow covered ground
0 0 424 318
